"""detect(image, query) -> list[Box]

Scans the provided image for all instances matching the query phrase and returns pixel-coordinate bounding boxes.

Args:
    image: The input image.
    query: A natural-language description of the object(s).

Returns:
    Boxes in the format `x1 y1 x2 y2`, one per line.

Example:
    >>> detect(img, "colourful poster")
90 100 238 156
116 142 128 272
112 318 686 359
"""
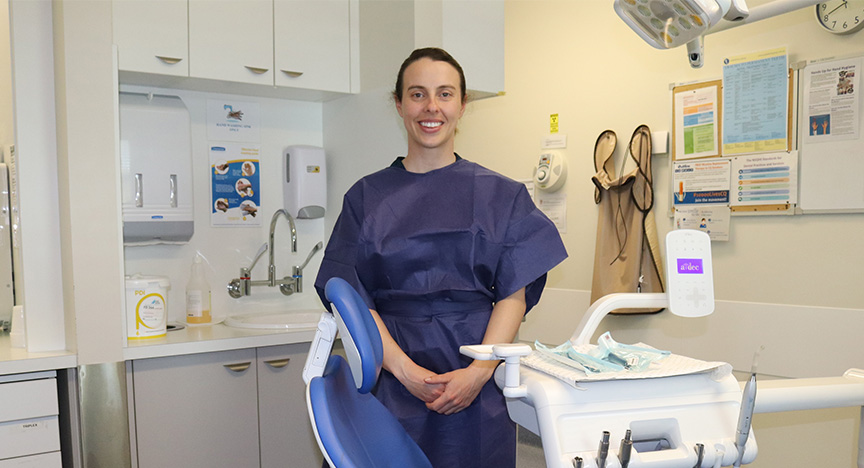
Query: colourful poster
722 47 789 155
672 160 731 205
210 143 261 226
674 85 719 160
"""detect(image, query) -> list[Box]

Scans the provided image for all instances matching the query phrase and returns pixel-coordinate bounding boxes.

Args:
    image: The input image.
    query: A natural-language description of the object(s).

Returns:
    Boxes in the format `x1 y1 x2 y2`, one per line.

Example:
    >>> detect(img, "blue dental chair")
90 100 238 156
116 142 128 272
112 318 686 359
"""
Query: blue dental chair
302 277 433 468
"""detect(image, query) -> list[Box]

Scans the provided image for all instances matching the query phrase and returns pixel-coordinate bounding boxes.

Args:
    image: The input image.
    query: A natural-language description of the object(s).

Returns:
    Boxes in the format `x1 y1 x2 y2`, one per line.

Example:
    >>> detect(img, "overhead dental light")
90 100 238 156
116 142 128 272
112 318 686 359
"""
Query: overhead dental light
613 0 820 68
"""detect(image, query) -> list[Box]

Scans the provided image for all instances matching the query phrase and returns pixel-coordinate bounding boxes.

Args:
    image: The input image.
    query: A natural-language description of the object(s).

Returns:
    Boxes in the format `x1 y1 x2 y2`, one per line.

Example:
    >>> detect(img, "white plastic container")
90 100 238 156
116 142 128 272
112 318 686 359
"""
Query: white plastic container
126 274 170 340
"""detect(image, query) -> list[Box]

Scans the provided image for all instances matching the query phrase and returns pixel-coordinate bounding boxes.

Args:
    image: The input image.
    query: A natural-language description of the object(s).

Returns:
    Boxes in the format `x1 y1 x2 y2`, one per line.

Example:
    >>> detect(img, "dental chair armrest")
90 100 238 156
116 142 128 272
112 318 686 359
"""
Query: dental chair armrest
460 343 532 398
302 312 338 385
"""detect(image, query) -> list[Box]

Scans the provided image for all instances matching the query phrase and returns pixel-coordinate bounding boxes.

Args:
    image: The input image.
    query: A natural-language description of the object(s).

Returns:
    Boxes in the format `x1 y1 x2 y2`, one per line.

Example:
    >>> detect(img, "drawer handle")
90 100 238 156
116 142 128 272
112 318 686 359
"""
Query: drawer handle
281 70 304 78
224 362 251 372
245 66 270 75
155 55 183 65
264 358 290 369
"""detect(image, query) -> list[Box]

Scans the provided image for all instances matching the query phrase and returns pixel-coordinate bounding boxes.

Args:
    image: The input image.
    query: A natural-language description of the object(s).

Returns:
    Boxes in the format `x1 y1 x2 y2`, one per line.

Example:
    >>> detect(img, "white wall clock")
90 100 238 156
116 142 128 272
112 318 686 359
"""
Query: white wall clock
816 0 864 34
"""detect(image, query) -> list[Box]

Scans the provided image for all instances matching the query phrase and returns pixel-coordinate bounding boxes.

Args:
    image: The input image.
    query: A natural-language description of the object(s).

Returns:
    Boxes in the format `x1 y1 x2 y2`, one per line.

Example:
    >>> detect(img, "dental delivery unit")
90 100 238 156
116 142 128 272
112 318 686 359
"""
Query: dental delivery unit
464 230 864 468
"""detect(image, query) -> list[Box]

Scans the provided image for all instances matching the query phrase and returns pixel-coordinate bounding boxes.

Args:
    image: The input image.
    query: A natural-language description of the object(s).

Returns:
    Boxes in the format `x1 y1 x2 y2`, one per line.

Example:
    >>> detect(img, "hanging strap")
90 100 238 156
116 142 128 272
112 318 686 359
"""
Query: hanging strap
591 130 617 204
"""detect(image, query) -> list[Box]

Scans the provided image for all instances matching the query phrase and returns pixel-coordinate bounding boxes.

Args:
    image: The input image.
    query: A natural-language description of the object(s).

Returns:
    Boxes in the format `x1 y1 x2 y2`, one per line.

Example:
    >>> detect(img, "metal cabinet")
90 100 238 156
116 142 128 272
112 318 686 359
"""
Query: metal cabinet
130 344 321 468
131 348 261 468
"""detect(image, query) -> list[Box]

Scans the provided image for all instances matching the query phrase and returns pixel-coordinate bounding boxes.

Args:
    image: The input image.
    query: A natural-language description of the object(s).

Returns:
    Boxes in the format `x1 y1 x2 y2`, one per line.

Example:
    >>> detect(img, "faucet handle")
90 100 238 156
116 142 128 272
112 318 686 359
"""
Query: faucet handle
244 242 269 276
297 241 324 272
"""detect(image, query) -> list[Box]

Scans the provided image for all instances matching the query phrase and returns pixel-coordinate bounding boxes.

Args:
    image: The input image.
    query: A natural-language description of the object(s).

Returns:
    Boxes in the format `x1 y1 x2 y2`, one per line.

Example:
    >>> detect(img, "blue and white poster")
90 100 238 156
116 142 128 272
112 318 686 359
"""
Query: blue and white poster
210 143 261 226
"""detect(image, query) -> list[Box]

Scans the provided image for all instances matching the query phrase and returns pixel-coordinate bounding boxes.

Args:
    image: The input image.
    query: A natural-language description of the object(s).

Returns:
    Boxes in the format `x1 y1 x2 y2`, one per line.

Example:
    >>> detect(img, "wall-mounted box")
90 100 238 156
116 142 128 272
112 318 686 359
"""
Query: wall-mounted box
119 93 194 245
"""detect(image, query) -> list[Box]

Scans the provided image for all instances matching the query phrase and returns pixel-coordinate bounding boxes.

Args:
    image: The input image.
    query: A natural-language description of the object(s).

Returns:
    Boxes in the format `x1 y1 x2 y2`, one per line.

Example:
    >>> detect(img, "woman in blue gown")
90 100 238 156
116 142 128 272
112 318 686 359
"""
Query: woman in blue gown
315 48 567 468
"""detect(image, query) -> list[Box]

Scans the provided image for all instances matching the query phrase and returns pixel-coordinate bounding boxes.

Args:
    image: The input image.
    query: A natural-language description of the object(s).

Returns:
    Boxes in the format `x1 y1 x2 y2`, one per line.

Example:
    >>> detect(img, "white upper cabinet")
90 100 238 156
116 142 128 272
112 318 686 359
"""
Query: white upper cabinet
274 0 351 93
414 0 505 99
188 0 274 85
112 0 189 76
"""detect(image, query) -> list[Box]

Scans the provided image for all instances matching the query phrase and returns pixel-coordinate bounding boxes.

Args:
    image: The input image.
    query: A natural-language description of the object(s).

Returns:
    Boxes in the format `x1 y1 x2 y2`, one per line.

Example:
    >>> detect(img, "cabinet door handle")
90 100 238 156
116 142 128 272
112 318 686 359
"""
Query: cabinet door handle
155 55 183 65
169 174 177 208
245 66 270 75
224 362 252 372
134 173 143 207
264 358 290 369
281 70 304 78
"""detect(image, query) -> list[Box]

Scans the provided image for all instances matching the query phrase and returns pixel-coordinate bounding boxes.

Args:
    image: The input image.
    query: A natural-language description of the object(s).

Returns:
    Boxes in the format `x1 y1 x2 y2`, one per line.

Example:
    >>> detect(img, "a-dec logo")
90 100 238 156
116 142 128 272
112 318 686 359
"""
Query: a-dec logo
677 258 703 274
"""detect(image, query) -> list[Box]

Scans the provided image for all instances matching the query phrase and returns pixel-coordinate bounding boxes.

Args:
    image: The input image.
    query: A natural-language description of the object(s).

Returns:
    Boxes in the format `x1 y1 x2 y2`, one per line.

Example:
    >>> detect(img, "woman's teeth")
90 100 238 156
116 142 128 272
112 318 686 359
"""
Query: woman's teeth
420 121 442 128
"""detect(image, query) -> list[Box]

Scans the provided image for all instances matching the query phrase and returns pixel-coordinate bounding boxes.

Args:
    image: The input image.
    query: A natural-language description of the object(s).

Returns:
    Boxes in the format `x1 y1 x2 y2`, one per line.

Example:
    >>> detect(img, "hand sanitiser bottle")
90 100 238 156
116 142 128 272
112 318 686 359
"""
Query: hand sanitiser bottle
186 254 211 324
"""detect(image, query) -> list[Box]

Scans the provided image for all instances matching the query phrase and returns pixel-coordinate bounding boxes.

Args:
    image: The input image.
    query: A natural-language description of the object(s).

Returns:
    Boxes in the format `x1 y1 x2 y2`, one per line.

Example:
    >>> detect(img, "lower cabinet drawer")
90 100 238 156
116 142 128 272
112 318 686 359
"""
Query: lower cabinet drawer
0 416 61 460
0 451 62 467
0 376 60 461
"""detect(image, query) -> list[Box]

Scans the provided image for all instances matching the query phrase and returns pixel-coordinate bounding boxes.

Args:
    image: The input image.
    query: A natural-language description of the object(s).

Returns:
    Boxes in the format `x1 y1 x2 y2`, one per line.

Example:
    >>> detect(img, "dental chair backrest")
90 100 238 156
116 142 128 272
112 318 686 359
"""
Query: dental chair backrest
303 277 433 468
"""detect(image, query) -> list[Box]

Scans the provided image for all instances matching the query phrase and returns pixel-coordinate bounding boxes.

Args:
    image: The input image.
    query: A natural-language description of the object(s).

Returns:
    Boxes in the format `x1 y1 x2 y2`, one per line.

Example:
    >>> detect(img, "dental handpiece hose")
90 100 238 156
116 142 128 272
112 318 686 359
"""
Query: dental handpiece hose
597 431 610 468
734 371 757 467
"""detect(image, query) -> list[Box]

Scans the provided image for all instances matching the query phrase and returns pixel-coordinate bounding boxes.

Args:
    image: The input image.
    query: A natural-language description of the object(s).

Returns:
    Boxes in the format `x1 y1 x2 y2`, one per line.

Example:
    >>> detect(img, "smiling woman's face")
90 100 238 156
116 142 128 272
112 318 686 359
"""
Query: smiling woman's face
396 58 466 157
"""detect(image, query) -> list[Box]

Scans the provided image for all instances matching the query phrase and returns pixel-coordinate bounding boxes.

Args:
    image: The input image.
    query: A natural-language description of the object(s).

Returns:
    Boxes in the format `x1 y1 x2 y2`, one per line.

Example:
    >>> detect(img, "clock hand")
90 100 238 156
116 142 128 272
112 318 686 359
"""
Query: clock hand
827 0 848 15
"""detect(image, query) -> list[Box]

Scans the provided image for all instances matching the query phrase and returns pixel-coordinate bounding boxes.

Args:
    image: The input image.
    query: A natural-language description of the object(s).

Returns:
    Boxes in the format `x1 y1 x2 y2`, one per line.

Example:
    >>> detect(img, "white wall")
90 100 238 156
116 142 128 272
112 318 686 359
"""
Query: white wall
121 85 327 327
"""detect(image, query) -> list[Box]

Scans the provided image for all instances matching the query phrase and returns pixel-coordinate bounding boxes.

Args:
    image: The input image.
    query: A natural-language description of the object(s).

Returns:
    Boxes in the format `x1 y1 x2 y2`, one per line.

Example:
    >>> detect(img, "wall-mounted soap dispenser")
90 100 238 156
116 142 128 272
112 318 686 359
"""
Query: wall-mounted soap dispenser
119 93 194 244
284 145 326 219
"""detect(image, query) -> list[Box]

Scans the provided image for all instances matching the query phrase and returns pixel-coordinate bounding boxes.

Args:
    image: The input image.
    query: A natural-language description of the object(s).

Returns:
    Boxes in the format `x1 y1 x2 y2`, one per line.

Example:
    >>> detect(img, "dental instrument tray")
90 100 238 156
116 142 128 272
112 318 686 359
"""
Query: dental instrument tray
523 341 732 385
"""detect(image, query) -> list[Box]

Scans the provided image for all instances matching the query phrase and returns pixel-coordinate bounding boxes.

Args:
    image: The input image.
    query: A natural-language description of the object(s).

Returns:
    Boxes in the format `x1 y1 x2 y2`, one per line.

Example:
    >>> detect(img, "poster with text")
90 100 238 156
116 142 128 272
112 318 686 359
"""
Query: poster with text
211 143 261 226
730 152 798 206
674 85 719 160
674 205 730 241
802 56 861 143
207 99 260 142
672 160 731 205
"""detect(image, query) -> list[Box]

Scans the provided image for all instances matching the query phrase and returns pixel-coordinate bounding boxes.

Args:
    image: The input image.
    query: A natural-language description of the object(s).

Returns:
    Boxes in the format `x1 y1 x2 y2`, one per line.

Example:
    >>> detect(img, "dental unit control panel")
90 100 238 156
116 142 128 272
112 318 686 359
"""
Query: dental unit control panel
462 229 864 468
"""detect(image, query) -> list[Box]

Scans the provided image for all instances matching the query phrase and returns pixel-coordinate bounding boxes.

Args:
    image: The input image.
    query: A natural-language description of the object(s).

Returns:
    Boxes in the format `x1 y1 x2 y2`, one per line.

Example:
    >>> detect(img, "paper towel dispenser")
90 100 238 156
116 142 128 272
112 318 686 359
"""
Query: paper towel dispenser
284 145 326 219
119 93 194 244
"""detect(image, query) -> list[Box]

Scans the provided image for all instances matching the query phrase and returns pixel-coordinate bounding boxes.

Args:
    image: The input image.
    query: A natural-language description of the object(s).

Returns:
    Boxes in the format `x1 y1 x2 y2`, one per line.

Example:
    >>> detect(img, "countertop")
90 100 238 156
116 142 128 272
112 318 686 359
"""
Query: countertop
123 321 318 360
1 321 318 375
0 333 77 376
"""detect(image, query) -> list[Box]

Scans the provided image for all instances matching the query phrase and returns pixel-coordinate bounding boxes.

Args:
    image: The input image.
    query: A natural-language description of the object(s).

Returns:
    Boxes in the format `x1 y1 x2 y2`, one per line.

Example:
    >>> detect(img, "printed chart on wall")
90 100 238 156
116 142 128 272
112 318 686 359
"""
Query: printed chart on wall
210 143 261 226
798 55 864 212
672 80 722 161
672 160 731 240
722 47 790 155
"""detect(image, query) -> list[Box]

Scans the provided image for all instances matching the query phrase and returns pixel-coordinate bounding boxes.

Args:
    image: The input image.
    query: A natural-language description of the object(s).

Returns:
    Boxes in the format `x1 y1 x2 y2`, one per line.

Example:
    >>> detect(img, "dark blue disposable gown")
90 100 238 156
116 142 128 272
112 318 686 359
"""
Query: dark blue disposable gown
315 156 567 468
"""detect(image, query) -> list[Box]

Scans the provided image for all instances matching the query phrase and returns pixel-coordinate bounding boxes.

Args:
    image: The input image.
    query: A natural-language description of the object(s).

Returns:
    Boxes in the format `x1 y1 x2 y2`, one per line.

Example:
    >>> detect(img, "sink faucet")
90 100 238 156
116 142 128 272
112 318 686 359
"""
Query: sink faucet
269 209 297 286
227 209 323 299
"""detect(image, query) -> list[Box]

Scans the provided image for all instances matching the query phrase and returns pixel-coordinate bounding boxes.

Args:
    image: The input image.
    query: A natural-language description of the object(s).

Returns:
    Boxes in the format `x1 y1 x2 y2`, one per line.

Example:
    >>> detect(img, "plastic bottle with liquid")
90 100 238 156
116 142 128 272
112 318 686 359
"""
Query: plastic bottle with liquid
186 254 211 324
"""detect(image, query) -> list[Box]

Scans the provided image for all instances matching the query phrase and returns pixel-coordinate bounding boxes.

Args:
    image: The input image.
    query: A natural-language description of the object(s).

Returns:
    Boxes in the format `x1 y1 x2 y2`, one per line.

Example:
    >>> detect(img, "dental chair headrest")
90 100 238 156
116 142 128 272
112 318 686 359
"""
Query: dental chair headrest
325 278 384 394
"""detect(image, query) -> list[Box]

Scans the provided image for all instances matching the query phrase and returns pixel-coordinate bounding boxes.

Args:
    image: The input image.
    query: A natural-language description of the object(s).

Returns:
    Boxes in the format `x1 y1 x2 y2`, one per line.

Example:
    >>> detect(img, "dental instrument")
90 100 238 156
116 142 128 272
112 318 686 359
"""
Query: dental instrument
596 431 610 468
694 443 705 468
571 456 583 468
619 430 633 468
733 349 761 467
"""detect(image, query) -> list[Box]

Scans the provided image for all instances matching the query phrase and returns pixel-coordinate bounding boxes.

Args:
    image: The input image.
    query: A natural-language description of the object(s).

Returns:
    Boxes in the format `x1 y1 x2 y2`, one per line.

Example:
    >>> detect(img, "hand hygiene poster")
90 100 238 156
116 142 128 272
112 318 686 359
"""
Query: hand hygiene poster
802 56 861 142
211 143 261 226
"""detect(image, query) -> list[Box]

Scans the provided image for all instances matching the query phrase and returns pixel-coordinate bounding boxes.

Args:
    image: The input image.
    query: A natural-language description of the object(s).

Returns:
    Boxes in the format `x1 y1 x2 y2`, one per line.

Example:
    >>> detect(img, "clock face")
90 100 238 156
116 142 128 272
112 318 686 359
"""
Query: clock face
816 0 864 34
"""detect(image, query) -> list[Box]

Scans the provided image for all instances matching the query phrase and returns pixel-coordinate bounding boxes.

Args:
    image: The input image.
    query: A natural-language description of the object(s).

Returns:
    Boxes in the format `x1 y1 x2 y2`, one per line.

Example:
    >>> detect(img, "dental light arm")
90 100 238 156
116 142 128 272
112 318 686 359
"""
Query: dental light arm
614 0 820 68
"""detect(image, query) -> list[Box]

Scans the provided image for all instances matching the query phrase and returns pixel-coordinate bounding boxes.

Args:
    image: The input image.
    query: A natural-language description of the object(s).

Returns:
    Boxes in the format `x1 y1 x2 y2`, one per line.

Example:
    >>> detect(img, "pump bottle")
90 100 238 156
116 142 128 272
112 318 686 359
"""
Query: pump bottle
186 253 211 324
